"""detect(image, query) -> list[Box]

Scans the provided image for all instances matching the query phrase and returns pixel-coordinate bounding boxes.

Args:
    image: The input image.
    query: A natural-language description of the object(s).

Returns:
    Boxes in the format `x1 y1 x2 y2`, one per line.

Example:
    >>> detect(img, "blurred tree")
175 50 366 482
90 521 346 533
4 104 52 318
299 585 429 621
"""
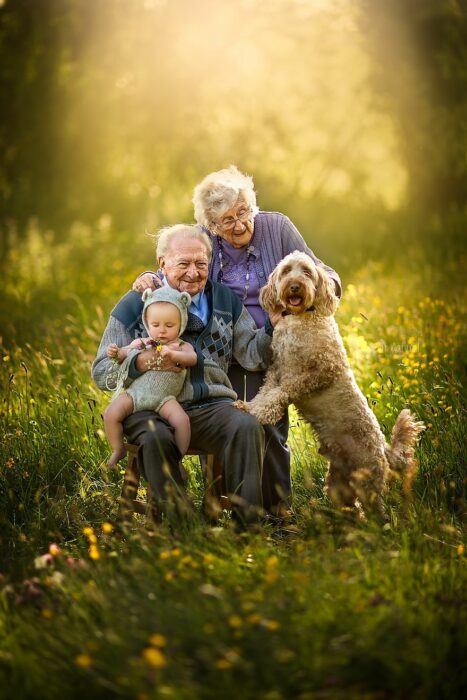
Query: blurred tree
0 0 411 251
0 0 80 230
358 0 467 212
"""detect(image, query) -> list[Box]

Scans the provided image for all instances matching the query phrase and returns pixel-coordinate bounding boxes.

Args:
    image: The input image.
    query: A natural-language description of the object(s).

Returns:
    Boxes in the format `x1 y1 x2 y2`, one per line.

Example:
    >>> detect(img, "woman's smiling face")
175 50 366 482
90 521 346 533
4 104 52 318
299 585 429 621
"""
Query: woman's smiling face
212 196 254 248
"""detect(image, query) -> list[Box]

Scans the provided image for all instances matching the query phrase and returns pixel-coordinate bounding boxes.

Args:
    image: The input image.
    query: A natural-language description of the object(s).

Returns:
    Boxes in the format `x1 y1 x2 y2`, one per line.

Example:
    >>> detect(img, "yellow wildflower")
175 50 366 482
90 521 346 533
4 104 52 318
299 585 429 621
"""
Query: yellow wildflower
263 619 280 631
142 647 167 668
75 653 92 669
101 522 113 534
149 634 167 647
89 545 100 560
49 543 61 557
228 615 242 628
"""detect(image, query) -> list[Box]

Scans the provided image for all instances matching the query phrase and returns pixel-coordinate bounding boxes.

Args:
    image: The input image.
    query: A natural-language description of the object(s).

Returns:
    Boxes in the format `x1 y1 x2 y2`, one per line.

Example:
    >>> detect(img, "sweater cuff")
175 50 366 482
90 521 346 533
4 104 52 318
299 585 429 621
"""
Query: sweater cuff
264 317 274 336
127 354 144 379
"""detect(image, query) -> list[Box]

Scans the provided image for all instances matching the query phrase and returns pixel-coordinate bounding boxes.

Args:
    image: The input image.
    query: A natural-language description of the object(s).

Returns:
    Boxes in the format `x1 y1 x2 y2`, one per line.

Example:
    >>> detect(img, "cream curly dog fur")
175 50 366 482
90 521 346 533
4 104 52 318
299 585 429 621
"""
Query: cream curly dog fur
237 251 425 514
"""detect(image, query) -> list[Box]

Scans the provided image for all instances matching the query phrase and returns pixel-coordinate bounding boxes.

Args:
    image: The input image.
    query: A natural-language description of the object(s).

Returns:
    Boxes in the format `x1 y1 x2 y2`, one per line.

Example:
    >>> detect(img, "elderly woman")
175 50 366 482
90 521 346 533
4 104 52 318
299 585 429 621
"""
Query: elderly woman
134 166 341 517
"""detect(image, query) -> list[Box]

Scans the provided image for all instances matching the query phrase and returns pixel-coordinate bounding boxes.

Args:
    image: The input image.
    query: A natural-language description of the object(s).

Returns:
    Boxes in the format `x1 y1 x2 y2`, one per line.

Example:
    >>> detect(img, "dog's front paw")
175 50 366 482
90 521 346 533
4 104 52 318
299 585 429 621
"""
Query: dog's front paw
248 403 284 425
233 399 250 412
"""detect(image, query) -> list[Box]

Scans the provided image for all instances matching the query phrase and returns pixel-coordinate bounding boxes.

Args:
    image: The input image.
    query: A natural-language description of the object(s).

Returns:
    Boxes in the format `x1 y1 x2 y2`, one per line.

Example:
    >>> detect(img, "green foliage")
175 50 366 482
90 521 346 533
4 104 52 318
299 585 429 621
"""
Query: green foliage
0 518 465 700
0 207 465 697
0 1 466 695
358 0 467 209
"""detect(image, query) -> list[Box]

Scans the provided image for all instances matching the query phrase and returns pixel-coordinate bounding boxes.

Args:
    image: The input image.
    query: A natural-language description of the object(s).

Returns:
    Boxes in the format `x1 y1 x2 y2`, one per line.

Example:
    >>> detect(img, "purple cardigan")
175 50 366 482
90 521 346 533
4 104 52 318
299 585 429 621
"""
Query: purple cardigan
208 211 341 298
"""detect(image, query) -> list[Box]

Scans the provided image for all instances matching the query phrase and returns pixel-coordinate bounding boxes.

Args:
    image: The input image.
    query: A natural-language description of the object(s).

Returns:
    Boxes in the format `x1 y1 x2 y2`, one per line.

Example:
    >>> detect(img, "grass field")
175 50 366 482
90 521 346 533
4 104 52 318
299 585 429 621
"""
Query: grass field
0 213 465 699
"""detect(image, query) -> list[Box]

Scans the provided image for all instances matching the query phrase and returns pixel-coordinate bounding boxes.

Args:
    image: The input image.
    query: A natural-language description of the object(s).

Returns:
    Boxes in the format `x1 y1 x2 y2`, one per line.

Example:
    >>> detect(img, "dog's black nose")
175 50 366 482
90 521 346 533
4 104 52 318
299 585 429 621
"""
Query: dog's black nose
290 284 300 293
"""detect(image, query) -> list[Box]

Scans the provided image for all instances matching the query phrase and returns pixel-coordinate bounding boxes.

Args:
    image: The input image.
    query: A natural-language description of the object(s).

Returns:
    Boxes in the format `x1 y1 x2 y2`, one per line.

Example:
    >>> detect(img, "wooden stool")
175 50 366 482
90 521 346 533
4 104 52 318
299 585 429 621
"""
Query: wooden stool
118 443 230 523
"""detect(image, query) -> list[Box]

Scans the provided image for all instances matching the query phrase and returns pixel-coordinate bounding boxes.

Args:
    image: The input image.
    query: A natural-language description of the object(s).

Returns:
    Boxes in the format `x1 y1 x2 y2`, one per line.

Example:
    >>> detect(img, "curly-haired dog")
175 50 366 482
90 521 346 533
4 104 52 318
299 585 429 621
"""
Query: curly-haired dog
237 251 425 515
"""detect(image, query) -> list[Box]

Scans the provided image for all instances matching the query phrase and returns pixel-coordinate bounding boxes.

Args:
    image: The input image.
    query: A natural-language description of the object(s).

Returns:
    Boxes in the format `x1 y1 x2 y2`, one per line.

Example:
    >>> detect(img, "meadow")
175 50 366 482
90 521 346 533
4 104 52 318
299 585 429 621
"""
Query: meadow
0 209 465 700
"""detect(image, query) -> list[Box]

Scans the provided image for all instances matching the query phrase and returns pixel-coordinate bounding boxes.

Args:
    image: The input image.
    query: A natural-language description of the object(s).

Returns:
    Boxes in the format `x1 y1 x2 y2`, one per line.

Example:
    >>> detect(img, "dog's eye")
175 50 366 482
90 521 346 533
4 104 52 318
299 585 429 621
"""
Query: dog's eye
303 269 313 278
282 266 291 274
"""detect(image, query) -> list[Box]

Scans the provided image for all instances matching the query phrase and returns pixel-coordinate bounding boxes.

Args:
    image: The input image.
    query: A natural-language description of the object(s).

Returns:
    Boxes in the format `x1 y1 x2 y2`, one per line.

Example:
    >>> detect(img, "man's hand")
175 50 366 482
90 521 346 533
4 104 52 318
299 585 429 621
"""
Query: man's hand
132 273 160 293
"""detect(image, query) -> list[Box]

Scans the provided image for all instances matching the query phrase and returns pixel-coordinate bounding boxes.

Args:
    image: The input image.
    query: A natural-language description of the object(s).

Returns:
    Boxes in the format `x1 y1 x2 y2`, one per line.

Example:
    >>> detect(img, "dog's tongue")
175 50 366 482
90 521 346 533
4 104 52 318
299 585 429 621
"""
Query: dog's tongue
288 296 302 306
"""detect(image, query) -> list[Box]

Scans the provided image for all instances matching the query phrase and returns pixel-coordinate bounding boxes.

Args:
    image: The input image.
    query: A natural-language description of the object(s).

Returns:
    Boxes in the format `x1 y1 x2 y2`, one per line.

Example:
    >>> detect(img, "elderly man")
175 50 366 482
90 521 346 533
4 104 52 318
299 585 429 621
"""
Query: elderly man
92 224 274 525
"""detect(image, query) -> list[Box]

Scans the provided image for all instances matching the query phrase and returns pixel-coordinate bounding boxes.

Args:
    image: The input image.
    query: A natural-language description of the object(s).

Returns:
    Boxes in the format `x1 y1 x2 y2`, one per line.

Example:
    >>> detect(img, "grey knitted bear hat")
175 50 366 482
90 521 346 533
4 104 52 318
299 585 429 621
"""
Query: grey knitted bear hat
141 287 191 336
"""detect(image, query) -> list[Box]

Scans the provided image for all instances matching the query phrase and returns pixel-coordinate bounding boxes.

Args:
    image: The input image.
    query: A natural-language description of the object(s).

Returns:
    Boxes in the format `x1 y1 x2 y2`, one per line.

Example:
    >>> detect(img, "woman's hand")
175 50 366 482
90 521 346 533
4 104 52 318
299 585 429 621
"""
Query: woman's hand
132 273 161 293
135 347 183 373
269 309 284 327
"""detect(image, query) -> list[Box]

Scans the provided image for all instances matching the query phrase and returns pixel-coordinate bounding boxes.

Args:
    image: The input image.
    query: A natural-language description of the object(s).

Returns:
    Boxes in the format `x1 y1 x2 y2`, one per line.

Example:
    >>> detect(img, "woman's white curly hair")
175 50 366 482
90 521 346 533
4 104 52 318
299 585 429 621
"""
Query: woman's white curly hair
192 165 259 228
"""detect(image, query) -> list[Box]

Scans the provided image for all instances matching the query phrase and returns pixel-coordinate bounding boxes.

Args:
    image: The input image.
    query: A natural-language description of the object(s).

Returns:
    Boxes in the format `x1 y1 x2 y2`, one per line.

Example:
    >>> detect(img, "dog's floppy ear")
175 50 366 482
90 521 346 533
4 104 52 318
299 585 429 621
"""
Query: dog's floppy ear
313 266 339 316
259 267 282 314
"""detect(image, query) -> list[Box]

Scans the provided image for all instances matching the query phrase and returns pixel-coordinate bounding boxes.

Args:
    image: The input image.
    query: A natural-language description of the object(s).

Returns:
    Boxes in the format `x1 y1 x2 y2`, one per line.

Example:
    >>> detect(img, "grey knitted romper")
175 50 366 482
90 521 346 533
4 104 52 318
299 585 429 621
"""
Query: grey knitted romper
125 367 187 413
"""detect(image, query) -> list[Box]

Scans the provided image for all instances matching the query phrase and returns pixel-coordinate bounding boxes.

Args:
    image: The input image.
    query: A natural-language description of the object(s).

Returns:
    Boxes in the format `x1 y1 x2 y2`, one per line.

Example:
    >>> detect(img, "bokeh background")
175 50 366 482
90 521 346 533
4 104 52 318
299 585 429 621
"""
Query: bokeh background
0 3 466 696
1 0 466 312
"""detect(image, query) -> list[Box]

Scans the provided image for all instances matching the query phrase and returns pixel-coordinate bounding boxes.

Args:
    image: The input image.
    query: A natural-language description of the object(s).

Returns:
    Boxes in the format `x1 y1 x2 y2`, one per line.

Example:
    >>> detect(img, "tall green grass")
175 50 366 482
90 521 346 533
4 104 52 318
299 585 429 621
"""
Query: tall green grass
0 211 465 698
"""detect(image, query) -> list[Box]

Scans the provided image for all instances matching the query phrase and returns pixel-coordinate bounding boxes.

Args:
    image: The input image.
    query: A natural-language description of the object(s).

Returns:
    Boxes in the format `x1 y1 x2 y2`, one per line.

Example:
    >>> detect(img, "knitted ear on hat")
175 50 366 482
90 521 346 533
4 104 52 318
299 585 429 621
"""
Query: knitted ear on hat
175 291 191 335
179 292 191 308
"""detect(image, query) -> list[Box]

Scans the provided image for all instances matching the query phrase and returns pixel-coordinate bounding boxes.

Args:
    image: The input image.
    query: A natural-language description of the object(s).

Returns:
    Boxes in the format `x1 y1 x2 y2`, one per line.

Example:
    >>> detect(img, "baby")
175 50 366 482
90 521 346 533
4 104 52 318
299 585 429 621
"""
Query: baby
104 287 197 468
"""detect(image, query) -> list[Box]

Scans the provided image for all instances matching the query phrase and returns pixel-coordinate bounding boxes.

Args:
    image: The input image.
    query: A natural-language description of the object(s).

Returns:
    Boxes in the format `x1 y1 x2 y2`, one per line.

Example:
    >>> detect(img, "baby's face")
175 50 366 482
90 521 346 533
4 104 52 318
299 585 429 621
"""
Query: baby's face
146 302 181 344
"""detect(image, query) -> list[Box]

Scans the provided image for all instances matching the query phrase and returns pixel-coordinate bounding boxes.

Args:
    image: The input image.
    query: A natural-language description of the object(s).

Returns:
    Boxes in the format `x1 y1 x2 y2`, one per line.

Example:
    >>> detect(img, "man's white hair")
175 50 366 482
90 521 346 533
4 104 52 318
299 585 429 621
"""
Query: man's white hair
192 165 259 228
156 224 212 261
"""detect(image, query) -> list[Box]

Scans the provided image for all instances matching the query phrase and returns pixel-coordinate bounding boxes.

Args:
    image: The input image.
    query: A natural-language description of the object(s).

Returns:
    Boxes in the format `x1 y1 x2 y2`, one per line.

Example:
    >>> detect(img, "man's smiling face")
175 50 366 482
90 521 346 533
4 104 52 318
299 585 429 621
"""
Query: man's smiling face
159 235 210 296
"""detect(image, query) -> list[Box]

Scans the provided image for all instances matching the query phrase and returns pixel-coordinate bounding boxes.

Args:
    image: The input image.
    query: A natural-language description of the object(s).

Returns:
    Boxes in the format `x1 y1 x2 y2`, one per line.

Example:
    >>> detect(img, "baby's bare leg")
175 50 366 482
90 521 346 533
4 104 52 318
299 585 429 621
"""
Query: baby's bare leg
159 399 191 455
104 393 134 468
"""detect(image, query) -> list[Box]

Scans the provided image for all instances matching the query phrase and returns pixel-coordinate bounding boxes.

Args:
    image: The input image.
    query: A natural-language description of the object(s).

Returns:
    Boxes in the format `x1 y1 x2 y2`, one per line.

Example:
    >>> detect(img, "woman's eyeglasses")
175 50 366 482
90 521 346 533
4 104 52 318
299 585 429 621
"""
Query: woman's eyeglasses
214 207 252 232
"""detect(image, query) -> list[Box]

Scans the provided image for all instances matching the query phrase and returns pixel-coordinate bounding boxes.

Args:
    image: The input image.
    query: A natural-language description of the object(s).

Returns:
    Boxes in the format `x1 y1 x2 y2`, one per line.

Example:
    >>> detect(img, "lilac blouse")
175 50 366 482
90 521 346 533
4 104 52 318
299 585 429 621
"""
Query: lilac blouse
216 240 266 327
209 211 341 328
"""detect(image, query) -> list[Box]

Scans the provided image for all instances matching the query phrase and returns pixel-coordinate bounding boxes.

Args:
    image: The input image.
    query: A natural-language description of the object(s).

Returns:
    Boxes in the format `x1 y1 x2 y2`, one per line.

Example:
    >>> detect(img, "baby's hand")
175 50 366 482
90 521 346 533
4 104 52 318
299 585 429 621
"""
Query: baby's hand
106 344 119 359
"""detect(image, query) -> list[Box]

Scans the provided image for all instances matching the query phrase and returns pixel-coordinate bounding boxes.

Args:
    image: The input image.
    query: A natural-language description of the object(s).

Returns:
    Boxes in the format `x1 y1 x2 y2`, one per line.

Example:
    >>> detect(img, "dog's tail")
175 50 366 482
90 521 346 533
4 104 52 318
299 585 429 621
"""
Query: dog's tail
386 409 425 494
